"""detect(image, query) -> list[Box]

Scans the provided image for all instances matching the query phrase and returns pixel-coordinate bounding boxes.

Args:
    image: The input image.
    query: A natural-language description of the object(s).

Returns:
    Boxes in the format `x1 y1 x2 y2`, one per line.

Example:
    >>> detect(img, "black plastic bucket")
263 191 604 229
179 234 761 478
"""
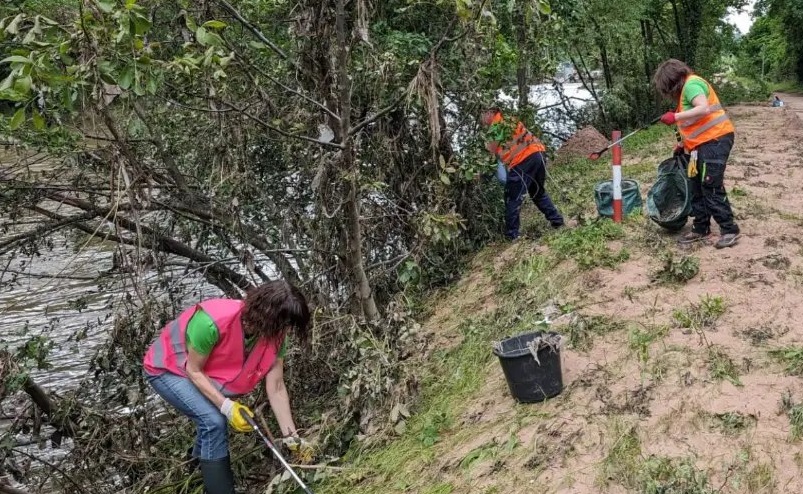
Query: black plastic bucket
493 331 563 403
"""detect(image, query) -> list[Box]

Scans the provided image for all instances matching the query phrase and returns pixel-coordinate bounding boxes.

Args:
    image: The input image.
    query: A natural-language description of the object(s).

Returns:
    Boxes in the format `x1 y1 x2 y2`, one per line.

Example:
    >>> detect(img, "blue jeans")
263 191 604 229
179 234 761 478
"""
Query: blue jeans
504 152 563 239
147 372 229 460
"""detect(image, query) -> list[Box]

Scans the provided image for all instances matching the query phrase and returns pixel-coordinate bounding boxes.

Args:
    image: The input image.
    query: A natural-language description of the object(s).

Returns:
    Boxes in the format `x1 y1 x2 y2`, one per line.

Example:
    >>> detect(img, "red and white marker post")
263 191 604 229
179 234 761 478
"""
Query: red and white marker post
611 130 623 223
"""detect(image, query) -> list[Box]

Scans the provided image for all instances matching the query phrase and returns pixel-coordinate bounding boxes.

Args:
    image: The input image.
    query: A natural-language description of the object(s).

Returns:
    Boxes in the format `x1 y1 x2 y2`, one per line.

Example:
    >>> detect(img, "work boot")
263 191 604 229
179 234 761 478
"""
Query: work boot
715 233 740 249
199 456 235 494
678 231 710 246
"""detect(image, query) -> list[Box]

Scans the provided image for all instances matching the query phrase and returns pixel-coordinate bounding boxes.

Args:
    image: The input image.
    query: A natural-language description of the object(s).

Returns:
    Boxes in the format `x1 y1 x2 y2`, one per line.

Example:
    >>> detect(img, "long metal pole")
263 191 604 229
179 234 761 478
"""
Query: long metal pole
241 412 315 494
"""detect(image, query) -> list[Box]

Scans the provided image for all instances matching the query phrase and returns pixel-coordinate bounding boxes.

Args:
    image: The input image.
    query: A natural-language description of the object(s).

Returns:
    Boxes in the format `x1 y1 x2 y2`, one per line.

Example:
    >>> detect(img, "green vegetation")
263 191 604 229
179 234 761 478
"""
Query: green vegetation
652 252 700 284
673 296 726 330
769 346 803 375
548 220 629 270
737 1 803 84
781 392 803 441
711 412 756 434
567 314 626 351
600 421 714 493
629 324 669 365
708 346 742 386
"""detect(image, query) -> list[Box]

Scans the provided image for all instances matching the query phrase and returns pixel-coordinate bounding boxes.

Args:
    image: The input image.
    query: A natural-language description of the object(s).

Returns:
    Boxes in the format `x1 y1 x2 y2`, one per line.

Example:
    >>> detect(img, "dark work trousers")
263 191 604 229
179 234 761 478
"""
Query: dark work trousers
504 151 564 239
685 132 739 235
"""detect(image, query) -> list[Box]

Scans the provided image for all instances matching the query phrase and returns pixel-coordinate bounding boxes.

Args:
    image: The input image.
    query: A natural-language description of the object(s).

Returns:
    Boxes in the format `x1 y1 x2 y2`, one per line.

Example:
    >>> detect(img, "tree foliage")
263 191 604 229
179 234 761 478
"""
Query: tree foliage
739 0 803 82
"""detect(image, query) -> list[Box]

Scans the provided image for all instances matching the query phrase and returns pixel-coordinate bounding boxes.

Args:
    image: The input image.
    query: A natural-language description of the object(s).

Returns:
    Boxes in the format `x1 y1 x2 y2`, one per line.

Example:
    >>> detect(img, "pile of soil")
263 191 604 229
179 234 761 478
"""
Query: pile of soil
554 126 610 164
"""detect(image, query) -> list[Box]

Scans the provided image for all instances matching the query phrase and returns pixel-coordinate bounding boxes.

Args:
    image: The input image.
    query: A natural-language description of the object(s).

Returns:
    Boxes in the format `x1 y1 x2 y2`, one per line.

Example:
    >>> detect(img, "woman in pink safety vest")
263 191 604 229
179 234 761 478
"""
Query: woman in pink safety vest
143 280 311 494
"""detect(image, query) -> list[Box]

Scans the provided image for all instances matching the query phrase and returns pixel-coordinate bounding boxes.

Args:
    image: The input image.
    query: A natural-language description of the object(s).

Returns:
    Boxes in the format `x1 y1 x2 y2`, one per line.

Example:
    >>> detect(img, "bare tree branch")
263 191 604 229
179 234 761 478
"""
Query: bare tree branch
0 211 98 255
226 102 346 149
349 93 406 135
216 0 293 65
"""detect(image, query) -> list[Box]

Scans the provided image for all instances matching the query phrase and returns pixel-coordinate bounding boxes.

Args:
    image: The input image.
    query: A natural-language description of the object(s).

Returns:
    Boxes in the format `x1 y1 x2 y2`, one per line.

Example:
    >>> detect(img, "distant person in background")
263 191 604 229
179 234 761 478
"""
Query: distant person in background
772 95 784 107
653 59 740 249
481 108 564 240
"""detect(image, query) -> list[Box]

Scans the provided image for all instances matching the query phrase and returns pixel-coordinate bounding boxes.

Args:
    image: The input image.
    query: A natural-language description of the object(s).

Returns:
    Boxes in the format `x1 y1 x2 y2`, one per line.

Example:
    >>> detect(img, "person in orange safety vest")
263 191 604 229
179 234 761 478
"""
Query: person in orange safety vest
653 59 740 249
481 108 564 240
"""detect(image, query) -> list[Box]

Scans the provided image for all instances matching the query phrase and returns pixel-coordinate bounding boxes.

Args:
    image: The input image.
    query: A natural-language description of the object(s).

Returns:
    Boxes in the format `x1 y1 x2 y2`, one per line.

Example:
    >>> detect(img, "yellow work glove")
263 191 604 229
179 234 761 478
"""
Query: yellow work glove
219 398 254 433
282 435 315 464
687 151 698 178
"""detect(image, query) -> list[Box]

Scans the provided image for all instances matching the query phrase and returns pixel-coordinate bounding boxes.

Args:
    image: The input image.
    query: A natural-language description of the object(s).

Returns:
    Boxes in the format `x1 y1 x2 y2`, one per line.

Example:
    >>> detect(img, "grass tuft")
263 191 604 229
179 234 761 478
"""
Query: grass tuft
768 346 803 376
779 391 803 441
711 411 756 434
566 314 626 351
599 421 714 493
547 219 629 270
673 295 726 330
651 252 700 284
628 324 669 365
708 346 742 386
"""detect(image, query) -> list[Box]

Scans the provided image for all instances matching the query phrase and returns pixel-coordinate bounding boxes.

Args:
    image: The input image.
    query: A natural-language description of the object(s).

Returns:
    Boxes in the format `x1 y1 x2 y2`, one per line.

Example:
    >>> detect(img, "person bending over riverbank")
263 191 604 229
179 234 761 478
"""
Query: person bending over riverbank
142 280 313 494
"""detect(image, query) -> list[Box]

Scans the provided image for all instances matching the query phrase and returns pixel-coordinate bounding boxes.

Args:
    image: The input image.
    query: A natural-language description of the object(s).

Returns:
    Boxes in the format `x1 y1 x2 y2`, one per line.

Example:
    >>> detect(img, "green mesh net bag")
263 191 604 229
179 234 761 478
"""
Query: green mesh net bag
594 179 643 218
646 155 692 231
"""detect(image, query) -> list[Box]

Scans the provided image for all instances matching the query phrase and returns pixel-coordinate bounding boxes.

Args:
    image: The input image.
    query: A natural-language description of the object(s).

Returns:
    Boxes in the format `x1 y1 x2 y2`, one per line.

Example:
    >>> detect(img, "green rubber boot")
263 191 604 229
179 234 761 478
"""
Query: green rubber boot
198 456 235 494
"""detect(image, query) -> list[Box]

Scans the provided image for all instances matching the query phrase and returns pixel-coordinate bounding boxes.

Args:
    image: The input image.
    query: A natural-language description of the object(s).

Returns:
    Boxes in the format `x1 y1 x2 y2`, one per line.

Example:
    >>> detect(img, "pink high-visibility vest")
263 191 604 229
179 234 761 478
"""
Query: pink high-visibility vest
143 299 280 396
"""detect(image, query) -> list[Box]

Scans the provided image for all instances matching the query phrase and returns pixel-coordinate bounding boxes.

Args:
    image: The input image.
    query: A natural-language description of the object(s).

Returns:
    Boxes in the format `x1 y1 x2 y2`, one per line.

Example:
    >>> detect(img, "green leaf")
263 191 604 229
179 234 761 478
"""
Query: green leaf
439 173 451 185
203 20 227 30
195 26 210 45
1 55 31 64
9 108 25 130
146 76 157 95
38 15 59 26
133 76 145 96
184 12 197 32
32 110 45 130
5 14 23 35
0 73 13 91
13 75 32 95
538 1 552 15
195 26 223 47
96 0 115 13
0 89 27 102
99 72 117 85
118 67 134 89
125 0 136 10
248 41 267 50
131 12 151 35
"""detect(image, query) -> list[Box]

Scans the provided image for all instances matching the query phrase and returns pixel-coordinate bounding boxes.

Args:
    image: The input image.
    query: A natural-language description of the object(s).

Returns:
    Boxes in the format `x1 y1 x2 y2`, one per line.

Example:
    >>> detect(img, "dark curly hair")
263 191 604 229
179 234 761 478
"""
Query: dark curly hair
653 58 693 101
241 281 310 344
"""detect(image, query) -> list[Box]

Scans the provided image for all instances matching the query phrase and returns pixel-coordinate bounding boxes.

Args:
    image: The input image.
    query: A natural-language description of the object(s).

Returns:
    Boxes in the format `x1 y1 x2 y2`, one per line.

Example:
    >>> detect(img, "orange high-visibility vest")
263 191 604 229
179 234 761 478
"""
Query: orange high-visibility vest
490 112 546 169
676 75 735 152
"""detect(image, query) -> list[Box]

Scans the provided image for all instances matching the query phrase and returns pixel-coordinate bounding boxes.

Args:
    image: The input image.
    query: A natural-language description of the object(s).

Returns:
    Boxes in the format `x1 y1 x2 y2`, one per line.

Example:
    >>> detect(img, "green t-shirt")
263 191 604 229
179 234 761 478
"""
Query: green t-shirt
680 77 710 112
185 309 287 359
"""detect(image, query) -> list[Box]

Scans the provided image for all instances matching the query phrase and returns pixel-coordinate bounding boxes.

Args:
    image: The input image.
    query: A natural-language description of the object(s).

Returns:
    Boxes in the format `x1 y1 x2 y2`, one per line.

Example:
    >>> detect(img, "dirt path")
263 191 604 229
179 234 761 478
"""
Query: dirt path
368 101 803 494
778 92 803 119
546 100 803 493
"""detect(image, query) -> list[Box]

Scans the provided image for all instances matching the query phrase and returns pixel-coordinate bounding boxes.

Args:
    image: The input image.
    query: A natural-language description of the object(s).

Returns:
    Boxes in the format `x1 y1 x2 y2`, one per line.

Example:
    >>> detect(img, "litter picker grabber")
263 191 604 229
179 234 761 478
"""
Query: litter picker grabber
240 410 315 494
588 116 661 160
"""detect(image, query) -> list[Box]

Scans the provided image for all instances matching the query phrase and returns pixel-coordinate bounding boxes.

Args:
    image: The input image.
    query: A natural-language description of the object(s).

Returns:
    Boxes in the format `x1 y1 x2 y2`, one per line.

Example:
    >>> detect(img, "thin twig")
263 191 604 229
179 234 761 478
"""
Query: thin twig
225 102 345 149
349 93 407 135
215 0 292 63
